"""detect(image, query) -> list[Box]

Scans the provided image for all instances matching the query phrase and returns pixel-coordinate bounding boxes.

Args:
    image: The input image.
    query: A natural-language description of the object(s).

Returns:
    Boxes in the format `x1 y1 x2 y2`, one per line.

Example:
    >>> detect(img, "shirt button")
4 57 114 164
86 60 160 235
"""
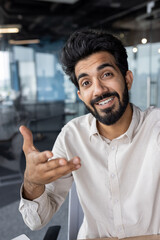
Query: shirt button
114 199 119 204
117 226 123 232
111 146 115 150
111 173 115 178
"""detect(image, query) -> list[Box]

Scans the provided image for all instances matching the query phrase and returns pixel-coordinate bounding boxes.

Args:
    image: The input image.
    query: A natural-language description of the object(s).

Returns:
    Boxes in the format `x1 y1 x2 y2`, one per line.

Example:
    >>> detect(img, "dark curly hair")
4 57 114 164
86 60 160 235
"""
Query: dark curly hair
61 29 128 89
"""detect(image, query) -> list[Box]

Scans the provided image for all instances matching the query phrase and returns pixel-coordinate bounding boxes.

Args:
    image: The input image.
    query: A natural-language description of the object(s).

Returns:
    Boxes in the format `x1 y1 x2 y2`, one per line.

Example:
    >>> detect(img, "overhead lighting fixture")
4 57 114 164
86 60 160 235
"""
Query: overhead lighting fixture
9 39 40 45
158 48 160 54
132 47 138 53
0 25 21 34
141 38 147 44
33 0 79 3
119 33 124 39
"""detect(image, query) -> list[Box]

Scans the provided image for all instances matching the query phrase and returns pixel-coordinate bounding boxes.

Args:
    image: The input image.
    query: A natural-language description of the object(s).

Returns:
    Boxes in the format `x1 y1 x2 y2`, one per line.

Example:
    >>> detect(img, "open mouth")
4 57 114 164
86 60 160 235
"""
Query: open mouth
96 97 114 106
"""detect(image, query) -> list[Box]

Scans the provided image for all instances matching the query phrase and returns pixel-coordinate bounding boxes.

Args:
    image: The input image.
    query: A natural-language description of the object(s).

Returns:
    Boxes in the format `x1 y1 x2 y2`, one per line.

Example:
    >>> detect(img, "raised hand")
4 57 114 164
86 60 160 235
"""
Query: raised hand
19 125 81 200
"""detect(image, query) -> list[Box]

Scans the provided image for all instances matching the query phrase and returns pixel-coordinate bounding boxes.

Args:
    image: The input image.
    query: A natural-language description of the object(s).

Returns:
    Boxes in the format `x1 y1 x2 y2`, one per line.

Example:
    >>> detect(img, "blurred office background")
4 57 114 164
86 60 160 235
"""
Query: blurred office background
0 0 160 239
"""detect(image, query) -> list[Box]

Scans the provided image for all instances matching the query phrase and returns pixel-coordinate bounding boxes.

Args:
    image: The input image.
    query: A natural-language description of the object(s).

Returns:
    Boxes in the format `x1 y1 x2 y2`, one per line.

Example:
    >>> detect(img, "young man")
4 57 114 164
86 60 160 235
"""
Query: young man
19 29 160 239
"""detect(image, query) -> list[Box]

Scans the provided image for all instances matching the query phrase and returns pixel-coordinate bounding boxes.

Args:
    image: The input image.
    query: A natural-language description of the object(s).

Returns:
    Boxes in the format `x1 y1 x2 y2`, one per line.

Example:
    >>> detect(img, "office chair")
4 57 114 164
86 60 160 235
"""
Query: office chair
67 182 84 240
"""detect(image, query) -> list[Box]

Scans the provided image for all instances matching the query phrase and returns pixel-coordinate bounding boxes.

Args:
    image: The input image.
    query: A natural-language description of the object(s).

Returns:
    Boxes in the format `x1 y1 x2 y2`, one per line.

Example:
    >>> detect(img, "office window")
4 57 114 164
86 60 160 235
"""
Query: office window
36 52 65 101
127 42 160 109
0 51 11 101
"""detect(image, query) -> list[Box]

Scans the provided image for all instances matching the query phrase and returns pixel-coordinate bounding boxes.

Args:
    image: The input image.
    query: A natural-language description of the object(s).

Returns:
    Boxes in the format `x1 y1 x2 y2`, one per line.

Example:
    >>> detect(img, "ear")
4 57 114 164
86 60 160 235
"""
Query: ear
77 90 83 101
125 70 133 90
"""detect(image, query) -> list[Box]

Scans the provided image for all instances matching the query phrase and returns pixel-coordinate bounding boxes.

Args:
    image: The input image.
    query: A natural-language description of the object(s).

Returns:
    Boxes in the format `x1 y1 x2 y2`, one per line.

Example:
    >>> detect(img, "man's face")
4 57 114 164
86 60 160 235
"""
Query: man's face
75 51 133 125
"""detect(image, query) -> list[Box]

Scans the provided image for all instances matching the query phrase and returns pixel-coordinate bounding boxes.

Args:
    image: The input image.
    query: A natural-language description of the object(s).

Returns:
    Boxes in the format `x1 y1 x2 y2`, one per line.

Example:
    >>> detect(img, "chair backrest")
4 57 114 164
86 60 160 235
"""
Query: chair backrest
67 182 84 240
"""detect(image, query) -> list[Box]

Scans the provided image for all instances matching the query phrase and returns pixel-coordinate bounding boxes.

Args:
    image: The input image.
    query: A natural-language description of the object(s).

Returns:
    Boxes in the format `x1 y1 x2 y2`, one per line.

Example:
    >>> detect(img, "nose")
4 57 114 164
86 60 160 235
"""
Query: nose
93 79 108 97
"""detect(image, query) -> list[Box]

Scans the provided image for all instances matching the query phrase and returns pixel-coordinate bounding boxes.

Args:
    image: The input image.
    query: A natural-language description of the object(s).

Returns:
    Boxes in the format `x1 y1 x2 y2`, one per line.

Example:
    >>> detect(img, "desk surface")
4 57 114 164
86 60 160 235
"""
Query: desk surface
82 235 160 240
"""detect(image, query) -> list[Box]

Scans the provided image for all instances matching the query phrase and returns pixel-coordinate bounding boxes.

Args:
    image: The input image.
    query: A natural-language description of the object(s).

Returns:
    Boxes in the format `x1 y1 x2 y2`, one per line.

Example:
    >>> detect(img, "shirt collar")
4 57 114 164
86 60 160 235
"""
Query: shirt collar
89 104 141 142
89 114 99 140
125 104 140 142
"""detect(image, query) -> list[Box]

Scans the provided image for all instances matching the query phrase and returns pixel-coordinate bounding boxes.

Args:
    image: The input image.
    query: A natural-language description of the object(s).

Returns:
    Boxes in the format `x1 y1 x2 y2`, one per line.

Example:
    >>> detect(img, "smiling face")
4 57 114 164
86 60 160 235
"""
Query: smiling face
75 51 133 126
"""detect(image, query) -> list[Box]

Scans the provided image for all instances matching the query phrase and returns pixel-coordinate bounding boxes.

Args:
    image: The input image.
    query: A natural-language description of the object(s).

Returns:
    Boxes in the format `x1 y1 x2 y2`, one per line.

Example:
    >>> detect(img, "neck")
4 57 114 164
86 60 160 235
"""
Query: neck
97 103 133 140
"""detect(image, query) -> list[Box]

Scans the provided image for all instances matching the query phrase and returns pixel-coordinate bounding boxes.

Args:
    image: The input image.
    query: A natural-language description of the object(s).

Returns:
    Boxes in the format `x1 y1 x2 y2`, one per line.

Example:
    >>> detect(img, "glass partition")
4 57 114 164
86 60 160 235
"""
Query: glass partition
127 42 160 110
0 42 73 240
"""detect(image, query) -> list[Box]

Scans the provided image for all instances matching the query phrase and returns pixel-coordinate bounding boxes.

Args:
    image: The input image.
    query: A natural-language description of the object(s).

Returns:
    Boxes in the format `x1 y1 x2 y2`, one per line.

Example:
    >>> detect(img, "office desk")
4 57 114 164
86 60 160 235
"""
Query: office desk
81 235 160 240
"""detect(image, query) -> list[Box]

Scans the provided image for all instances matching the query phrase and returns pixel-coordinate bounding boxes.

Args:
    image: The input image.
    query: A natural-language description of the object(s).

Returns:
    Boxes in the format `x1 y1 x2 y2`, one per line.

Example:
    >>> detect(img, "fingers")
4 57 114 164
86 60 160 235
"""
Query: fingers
45 156 81 171
19 125 82 184
24 154 81 185
35 151 53 164
19 125 35 154
55 157 81 176
43 156 81 182
19 125 53 164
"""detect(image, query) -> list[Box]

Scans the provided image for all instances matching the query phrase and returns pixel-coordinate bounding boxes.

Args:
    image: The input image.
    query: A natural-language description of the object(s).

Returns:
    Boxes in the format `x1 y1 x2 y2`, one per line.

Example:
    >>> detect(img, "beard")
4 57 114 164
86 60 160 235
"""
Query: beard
84 83 129 126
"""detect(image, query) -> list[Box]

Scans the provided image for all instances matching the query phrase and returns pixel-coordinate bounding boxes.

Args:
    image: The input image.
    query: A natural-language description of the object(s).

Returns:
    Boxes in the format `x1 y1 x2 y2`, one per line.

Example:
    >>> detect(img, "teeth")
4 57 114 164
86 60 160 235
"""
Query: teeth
98 97 113 105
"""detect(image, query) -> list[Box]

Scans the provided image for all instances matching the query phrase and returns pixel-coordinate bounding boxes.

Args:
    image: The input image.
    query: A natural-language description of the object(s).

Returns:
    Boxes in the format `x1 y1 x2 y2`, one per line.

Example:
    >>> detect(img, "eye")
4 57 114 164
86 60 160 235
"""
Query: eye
81 80 91 87
102 72 113 78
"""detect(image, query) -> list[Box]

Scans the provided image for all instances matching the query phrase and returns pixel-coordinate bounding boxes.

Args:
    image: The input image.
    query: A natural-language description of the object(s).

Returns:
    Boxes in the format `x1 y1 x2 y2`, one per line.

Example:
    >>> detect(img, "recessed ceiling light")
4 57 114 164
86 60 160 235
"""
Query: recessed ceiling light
132 47 138 53
141 38 147 44
119 33 124 38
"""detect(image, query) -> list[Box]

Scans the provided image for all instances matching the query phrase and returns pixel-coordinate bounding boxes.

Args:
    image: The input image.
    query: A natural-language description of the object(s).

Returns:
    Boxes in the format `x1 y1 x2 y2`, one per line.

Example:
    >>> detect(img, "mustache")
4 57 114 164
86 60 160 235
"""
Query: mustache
90 91 120 106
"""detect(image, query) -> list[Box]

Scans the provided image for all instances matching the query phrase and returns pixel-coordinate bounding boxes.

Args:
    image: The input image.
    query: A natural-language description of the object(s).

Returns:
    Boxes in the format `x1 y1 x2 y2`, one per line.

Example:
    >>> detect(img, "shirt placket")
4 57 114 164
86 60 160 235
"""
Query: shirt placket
108 142 125 238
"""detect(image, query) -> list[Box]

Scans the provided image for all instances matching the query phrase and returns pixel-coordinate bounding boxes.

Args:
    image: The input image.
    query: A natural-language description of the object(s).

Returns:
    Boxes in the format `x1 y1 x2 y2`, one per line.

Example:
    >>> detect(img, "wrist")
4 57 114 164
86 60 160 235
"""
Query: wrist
23 178 45 200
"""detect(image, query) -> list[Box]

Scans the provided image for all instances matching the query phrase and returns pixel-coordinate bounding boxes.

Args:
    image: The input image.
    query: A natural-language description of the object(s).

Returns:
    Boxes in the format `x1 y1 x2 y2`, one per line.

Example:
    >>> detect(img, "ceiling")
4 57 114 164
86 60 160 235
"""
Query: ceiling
0 0 160 46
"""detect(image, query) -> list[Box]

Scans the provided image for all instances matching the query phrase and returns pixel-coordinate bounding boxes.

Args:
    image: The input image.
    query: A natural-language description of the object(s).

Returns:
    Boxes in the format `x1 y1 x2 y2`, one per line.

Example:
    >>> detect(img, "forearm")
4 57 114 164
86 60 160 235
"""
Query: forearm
23 177 45 200
19 185 57 230
19 174 73 230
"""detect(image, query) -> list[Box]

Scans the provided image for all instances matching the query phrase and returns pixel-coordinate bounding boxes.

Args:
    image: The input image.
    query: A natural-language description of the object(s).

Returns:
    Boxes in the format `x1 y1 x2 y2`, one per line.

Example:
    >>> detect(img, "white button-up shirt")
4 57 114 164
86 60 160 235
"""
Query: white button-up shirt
19 104 160 239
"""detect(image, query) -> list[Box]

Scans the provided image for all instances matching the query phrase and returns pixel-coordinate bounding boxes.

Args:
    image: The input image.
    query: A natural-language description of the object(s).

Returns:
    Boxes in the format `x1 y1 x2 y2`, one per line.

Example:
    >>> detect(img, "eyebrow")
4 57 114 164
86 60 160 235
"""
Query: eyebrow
77 62 116 82
97 63 116 71
77 73 89 82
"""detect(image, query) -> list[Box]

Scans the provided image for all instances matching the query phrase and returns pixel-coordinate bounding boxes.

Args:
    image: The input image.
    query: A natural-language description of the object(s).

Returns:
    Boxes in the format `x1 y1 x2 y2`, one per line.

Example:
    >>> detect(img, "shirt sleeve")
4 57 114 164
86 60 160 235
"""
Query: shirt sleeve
156 121 160 148
19 129 73 230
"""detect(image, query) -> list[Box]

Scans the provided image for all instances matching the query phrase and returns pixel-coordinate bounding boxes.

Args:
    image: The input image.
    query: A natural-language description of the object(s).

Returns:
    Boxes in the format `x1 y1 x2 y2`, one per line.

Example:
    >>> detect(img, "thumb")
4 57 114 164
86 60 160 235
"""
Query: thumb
19 125 37 155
